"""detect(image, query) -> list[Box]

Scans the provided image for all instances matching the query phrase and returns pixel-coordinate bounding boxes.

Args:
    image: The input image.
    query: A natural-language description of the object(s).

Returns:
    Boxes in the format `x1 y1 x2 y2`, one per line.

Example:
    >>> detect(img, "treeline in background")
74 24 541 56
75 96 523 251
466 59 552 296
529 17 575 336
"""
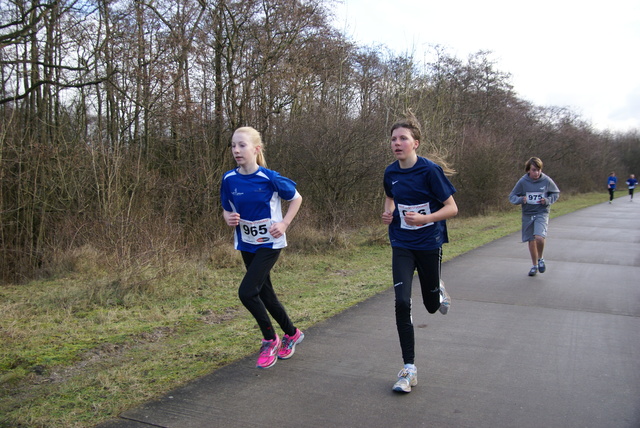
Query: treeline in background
1 0 639 283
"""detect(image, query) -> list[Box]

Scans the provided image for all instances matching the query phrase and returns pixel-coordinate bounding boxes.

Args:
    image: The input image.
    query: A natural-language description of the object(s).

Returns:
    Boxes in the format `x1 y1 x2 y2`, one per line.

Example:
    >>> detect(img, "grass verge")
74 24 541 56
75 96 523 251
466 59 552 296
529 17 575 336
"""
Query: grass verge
0 192 605 427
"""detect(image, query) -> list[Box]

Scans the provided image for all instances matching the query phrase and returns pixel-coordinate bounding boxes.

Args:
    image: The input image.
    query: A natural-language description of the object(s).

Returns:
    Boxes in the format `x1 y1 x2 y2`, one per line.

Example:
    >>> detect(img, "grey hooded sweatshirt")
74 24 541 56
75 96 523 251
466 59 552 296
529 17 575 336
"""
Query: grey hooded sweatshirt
509 172 560 216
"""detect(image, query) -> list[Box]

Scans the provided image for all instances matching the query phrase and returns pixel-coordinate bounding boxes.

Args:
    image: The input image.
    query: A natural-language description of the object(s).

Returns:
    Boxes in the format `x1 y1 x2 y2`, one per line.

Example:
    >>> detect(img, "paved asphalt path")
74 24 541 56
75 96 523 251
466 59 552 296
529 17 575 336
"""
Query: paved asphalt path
97 198 640 428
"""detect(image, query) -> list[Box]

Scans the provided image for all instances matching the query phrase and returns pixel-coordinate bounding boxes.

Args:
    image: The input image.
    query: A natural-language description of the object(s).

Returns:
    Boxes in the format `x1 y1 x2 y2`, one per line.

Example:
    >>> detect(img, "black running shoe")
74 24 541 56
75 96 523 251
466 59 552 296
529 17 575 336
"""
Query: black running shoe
538 259 546 273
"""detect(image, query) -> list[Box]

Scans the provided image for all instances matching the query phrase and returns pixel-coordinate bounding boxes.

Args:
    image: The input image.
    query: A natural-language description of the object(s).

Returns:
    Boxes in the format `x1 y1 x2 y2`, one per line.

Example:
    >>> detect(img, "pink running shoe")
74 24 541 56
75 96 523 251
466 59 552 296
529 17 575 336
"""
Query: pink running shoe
256 335 281 369
278 328 304 360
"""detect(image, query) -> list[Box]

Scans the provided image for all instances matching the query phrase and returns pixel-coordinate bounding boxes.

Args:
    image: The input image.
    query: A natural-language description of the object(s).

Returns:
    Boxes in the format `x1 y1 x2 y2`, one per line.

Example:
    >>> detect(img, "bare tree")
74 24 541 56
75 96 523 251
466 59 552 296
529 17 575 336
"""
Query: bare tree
0 0 633 282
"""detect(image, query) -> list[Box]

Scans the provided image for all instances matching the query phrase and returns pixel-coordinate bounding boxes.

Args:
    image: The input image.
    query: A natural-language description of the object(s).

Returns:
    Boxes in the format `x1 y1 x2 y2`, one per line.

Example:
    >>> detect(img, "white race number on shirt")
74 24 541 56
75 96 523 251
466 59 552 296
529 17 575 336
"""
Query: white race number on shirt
398 203 434 230
526 192 544 204
239 218 273 245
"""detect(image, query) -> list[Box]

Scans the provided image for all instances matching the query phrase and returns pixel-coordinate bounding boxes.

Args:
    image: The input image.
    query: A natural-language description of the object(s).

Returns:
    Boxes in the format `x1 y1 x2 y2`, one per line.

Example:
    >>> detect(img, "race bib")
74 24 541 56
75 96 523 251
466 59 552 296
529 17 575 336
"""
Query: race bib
526 192 544 204
239 218 273 245
398 203 433 230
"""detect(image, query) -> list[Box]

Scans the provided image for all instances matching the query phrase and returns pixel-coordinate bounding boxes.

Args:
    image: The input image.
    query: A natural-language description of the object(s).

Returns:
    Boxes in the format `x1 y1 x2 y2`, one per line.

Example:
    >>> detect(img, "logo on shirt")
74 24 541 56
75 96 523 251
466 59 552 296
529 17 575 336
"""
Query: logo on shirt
231 188 244 196
392 180 399 185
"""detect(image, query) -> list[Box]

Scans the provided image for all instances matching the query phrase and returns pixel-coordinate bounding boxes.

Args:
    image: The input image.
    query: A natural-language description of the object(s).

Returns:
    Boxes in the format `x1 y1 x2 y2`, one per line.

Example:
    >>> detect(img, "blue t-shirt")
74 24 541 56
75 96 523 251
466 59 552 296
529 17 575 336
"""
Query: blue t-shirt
608 176 617 189
383 156 456 250
220 166 299 252
626 178 638 189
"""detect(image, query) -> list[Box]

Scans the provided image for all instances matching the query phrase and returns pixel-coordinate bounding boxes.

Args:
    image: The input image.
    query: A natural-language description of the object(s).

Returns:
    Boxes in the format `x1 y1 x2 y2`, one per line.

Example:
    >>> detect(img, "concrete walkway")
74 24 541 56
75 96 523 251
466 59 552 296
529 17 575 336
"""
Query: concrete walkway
97 197 640 428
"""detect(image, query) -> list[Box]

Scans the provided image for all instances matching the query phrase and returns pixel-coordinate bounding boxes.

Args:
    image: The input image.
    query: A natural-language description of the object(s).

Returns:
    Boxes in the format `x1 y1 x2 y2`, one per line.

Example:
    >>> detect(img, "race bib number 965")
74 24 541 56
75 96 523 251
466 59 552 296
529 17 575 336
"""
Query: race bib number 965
398 203 433 230
239 218 273 245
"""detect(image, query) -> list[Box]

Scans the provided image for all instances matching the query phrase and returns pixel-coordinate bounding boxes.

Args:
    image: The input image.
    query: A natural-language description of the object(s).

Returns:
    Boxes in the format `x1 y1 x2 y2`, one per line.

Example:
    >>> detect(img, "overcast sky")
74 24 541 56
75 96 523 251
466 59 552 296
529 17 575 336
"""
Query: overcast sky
332 0 640 133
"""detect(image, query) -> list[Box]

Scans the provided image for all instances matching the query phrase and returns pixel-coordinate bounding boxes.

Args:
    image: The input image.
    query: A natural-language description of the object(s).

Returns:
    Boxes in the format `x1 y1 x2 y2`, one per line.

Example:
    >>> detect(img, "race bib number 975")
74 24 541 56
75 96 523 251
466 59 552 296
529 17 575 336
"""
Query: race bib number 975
398 202 434 230
526 192 544 204
239 218 273 245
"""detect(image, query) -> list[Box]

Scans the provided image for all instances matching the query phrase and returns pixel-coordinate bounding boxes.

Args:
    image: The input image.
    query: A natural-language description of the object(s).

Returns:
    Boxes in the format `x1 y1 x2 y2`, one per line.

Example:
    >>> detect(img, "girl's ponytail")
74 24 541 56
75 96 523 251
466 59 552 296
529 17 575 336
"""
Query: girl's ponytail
256 149 267 168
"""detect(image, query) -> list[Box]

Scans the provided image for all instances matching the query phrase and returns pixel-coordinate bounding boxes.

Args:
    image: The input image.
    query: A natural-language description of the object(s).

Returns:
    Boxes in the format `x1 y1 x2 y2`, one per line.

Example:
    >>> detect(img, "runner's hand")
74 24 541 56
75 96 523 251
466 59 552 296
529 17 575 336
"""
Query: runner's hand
269 222 287 238
382 211 393 225
225 212 240 227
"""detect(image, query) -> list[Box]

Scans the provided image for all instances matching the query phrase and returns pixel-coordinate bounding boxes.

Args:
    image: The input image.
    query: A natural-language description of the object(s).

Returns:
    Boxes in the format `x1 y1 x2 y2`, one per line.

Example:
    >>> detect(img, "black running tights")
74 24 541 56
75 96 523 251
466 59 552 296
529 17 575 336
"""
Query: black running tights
392 247 442 365
239 248 295 341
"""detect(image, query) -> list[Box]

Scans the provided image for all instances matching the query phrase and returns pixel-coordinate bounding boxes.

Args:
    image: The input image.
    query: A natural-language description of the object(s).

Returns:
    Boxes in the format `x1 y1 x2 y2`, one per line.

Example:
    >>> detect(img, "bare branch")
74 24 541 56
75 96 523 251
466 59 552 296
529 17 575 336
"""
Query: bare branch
0 72 114 105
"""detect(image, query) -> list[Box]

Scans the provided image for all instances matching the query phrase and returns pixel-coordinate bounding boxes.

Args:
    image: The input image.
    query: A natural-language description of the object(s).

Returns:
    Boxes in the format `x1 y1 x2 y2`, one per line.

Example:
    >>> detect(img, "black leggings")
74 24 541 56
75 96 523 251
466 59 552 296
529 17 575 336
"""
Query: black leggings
609 188 615 201
392 247 442 365
239 248 295 341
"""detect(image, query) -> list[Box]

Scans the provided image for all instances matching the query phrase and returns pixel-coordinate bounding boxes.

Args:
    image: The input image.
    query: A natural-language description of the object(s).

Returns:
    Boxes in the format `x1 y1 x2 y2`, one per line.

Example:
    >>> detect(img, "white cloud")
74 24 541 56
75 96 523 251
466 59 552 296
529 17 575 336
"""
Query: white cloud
333 0 640 133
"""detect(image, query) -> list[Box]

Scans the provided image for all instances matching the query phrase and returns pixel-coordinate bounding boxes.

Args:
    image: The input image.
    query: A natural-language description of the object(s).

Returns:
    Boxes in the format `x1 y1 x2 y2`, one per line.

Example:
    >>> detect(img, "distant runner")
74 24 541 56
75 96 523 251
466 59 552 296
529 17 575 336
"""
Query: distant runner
607 172 617 203
509 157 560 276
626 174 637 201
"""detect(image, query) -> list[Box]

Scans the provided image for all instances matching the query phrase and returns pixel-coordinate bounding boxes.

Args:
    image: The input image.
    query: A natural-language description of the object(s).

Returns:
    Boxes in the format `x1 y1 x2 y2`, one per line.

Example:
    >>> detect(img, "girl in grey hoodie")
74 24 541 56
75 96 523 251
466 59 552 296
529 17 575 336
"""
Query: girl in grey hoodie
509 157 560 276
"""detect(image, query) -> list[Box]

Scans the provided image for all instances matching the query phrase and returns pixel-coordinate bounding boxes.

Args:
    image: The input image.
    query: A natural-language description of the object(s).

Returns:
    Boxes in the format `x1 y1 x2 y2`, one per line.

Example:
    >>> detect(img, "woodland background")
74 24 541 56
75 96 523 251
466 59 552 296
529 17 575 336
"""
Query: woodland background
2 0 639 283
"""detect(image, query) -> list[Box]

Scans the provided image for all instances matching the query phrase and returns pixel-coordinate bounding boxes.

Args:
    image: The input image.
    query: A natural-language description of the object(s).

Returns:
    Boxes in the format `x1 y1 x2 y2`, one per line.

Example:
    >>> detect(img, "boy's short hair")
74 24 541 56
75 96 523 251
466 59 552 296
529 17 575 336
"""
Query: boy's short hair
525 157 543 172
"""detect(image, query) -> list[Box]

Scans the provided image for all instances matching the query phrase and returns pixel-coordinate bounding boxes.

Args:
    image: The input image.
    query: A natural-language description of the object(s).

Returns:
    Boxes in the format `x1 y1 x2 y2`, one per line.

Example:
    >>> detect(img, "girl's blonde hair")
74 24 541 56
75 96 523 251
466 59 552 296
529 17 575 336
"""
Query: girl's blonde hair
234 126 267 168
390 111 456 176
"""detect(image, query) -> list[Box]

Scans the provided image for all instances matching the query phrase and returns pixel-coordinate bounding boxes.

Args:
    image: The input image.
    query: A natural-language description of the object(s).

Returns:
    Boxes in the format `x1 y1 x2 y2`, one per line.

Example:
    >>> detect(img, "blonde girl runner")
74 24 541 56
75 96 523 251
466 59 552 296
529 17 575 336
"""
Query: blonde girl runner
220 127 304 369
